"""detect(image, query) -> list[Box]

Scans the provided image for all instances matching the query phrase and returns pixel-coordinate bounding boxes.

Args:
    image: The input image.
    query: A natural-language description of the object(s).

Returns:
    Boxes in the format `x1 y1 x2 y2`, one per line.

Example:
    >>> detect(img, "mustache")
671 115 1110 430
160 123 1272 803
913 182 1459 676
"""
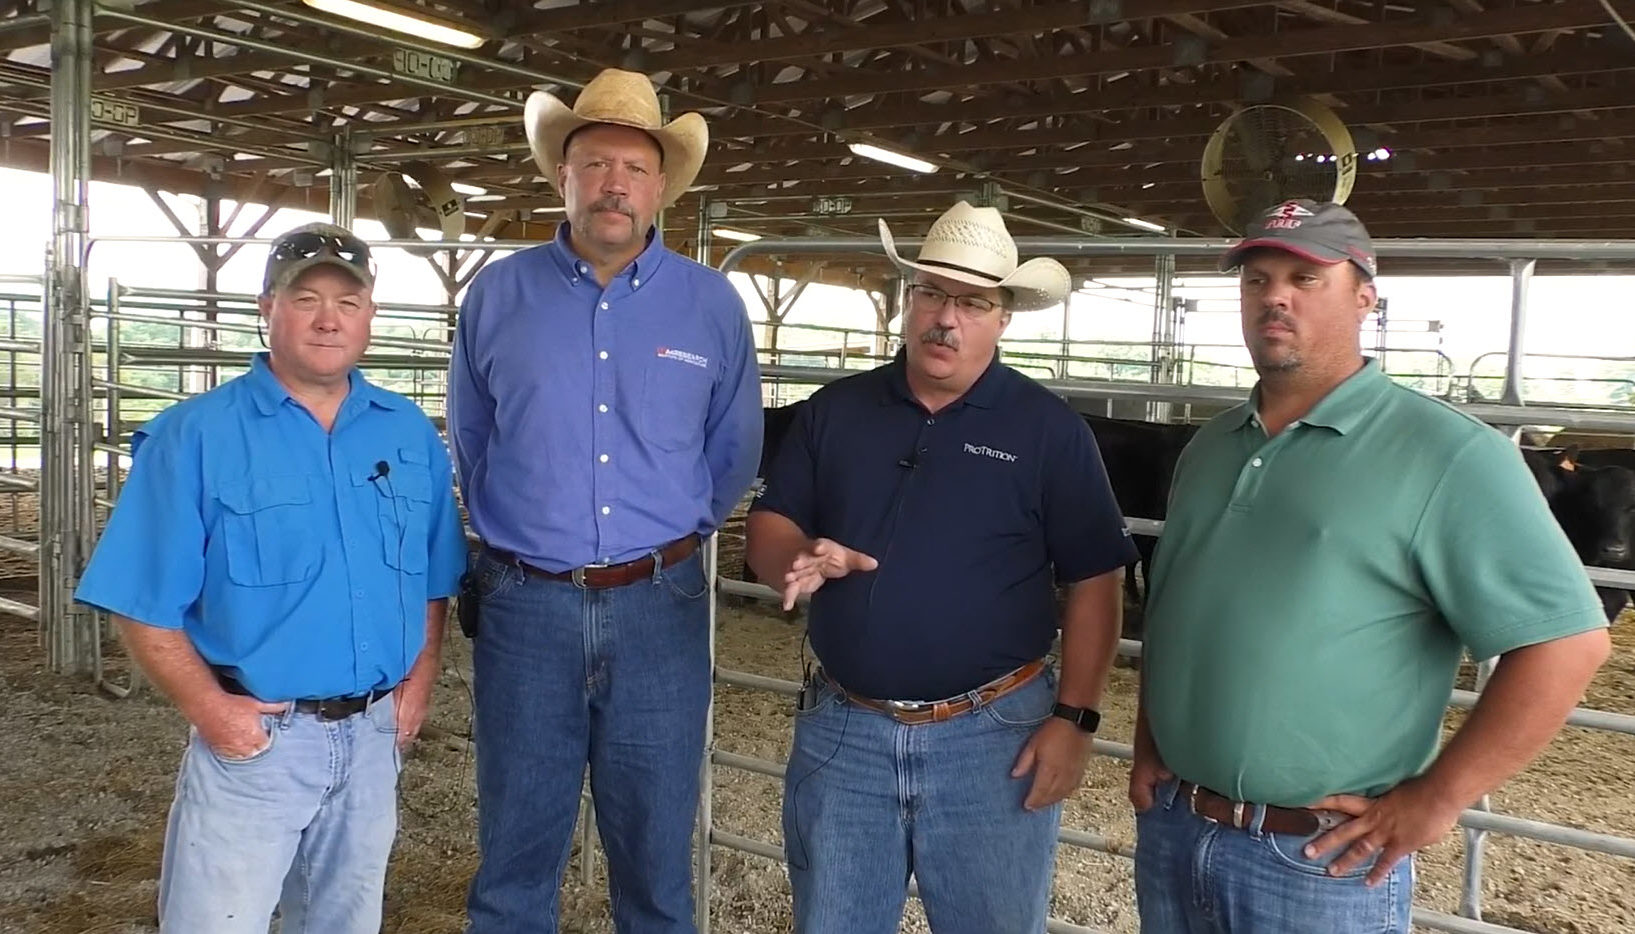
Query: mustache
920 325 960 350
1255 309 1296 330
590 197 634 217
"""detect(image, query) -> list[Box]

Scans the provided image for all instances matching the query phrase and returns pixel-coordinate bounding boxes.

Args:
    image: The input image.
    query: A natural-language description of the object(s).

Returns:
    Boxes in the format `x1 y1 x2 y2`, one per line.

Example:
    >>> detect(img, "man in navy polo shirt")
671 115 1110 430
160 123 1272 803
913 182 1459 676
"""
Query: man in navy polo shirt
746 201 1134 932
74 222 468 934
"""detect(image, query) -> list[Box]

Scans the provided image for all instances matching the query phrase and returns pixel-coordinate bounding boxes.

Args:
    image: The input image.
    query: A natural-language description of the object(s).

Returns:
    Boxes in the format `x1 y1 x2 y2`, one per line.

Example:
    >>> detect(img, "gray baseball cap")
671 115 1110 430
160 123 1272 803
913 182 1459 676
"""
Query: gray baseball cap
1219 199 1377 279
262 222 375 295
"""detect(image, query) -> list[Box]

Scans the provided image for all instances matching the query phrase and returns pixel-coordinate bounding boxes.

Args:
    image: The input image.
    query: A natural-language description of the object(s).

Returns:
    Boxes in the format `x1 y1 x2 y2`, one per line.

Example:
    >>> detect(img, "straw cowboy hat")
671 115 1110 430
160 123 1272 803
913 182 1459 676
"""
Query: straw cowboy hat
524 68 708 209
879 201 1072 312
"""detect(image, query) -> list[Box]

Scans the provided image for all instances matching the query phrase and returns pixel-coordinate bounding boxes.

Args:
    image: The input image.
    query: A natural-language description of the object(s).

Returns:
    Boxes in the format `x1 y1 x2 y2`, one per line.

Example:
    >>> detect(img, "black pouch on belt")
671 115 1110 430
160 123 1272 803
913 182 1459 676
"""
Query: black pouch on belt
457 571 480 639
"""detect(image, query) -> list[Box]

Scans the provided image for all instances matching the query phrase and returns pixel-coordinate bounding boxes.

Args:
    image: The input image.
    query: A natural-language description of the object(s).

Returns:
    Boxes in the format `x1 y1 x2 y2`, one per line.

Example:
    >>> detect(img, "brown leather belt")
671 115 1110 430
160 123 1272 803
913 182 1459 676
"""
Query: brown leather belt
489 534 700 590
822 659 1047 726
1178 780 1333 836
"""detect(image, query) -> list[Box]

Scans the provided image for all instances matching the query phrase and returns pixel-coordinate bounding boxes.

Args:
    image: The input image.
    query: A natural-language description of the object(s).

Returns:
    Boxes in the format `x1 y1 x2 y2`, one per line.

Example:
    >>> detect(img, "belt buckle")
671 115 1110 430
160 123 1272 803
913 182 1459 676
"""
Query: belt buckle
1188 783 1216 823
886 699 931 712
571 566 587 588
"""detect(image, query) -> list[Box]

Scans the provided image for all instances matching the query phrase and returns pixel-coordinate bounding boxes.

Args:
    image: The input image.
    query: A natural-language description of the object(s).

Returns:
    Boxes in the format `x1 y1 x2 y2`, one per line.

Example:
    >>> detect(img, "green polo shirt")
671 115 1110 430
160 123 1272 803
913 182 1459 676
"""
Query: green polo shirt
1143 359 1605 807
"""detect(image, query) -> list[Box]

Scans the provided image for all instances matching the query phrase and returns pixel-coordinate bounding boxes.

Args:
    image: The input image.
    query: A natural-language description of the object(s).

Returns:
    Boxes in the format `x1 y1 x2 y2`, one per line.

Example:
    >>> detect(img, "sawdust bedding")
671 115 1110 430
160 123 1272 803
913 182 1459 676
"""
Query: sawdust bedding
2 569 1634 933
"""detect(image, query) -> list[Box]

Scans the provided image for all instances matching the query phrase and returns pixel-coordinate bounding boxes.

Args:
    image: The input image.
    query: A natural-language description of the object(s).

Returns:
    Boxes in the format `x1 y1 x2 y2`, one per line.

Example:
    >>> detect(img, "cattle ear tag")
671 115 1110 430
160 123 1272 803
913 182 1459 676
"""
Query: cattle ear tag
1560 446 1580 472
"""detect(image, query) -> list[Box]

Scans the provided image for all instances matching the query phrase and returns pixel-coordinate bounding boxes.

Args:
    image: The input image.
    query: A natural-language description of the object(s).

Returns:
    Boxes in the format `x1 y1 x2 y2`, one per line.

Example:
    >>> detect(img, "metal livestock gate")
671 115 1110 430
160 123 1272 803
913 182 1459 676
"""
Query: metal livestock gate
22 226 1635 933
695 236 1635 934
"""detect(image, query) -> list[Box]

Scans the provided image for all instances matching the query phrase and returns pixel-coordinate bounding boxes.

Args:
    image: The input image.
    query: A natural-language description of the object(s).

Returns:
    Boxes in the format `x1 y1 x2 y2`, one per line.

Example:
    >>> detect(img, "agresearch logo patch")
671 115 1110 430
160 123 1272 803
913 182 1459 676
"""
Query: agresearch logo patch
656 347 710 369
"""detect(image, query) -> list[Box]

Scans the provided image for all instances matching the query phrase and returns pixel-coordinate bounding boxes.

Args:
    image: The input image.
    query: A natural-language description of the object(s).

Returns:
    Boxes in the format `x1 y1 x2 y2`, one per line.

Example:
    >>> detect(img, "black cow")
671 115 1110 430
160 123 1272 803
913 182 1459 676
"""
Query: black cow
1523 446 1635 621
759 401 807 481
1079 414 1199 627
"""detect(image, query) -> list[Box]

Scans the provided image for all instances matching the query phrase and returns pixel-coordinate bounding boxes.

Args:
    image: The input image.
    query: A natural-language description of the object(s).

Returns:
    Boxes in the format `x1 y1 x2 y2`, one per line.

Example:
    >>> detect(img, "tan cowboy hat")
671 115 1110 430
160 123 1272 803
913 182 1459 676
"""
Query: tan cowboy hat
879 201 1071 312
524 68 708 209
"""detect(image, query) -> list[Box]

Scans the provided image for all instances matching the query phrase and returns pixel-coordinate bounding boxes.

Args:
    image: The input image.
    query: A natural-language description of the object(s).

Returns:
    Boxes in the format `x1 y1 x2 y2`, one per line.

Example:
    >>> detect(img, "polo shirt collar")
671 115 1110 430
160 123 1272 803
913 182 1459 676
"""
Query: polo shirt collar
880 347 1008 410
548 221 668 284
1238 357 1386 435
246 352 401 416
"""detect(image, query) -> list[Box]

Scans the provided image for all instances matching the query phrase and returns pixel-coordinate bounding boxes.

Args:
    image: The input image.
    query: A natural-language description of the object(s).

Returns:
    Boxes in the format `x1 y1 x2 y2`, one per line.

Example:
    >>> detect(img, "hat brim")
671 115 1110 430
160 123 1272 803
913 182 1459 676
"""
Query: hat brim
1219 238 1354 274
879 218 1071 312
525 90 707 209
270 256 373 295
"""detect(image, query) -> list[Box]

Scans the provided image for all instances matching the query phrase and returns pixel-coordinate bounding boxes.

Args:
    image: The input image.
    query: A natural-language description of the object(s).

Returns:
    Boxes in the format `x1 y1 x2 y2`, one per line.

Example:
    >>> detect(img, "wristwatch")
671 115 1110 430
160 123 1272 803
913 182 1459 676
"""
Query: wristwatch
1052 703 1101 733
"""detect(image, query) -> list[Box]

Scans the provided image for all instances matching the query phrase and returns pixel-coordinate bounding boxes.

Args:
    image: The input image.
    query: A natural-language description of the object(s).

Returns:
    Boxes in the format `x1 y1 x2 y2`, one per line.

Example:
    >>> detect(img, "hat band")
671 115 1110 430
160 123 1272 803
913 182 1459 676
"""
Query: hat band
915 258 1006 284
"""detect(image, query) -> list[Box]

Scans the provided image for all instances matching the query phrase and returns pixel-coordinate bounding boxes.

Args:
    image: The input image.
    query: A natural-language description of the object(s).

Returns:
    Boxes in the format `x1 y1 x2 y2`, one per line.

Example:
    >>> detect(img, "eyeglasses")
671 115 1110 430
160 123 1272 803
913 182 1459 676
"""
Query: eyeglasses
908 283 1001 315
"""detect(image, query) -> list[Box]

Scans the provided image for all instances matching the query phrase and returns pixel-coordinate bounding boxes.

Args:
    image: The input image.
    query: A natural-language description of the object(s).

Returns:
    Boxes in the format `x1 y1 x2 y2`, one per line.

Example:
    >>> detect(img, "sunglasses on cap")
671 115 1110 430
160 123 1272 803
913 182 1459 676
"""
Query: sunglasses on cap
269 231 371 266
262 230 374 294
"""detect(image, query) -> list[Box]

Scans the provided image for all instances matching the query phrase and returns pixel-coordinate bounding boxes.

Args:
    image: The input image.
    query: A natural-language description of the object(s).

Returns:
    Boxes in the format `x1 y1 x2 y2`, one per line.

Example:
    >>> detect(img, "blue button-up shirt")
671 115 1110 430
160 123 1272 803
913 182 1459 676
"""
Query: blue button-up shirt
752 351 1136 699
448 224 763 571
74 353 468 700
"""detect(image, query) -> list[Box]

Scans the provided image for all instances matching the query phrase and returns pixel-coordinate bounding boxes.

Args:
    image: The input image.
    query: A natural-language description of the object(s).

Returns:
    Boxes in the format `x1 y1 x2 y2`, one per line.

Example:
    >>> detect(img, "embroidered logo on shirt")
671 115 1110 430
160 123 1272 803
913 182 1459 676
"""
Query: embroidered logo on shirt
656 347 710 369
963 442 1017 463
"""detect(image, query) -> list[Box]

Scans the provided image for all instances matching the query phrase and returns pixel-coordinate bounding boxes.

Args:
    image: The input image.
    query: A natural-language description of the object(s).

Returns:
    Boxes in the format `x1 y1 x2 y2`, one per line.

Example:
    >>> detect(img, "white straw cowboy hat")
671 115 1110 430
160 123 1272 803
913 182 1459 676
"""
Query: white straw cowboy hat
524 68 708 209
879 201 1072 312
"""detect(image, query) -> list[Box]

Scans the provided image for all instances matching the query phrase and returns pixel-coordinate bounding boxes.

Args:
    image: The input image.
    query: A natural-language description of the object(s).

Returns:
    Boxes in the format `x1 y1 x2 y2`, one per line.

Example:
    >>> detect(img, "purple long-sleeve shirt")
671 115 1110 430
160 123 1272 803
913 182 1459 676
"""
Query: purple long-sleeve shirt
448 224 762 572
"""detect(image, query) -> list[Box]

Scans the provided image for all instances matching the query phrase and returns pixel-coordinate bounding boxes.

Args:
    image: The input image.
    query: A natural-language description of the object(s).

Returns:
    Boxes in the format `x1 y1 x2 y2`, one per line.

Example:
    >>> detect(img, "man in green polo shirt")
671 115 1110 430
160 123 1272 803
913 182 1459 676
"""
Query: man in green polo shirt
1130 199 1611 933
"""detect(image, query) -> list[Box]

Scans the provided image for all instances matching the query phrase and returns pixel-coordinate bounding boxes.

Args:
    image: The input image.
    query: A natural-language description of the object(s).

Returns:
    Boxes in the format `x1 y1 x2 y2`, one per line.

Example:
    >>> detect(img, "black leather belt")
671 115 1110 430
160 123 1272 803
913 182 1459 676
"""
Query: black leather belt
215 670 392 722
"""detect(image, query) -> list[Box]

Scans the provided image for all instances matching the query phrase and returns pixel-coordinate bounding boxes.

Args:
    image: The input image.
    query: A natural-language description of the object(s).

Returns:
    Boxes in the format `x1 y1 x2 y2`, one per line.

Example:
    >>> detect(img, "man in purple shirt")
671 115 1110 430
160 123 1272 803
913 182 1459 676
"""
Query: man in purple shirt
449 69 762 933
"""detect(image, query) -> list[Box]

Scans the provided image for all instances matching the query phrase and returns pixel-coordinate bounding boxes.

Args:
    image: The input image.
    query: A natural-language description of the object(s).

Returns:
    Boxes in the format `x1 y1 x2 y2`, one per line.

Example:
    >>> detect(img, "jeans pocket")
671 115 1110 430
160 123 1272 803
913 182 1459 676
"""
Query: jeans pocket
793 680 842 719
1260 828 1374 880
367 694 399 735
659 551 709 600
474 552 520 601
205 715 277 765
979 670 1055 729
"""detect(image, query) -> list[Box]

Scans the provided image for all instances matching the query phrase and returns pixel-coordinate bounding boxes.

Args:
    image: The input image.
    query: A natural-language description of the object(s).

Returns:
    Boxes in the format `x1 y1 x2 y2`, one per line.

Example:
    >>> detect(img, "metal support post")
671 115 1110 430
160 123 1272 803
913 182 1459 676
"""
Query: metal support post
693 194 714 934
329 127 358 227
1149 252 1177 422
1499 258 1534 407
45 0 94 673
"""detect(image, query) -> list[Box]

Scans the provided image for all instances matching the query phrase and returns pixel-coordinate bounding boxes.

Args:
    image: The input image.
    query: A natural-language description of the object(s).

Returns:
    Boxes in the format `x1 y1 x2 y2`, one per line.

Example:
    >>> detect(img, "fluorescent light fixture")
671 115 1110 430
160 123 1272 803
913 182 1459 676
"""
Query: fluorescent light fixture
847 142 939 174
712 227 763 242
1121 216 1166 233
301 0 486 50
465 194 506 202
450 182 487 196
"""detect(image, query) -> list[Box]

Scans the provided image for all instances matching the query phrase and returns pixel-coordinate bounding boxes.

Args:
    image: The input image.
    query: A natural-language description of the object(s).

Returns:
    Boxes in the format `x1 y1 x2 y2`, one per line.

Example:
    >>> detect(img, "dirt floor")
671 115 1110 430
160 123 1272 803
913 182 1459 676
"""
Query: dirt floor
2 520 1634 932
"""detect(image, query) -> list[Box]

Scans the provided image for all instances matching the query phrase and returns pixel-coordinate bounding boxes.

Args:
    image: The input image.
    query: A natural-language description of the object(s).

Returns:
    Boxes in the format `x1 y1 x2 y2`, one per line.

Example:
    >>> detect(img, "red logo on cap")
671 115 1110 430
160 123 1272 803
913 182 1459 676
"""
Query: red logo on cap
1262 201 1313 230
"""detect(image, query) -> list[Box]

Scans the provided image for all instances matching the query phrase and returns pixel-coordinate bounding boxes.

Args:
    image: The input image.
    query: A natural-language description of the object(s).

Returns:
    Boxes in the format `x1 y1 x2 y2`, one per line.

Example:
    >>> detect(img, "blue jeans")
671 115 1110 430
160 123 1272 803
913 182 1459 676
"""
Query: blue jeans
782 667 1062 934
1134 777 1413 934
157 695 402 933
465 548 711 934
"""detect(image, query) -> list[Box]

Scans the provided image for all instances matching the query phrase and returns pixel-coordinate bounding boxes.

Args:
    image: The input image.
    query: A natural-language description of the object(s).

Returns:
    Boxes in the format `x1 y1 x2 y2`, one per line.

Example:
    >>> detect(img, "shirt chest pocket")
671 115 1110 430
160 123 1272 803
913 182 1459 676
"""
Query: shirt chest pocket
218 475 320 586
368 448 434 575
640 357 714 452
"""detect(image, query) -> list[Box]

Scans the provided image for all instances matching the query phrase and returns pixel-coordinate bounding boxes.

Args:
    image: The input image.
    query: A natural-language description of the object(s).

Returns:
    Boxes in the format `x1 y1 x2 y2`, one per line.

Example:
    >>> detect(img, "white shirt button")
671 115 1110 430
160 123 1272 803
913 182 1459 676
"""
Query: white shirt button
577 263 588 274
599 454 609 463
632 278 640 288
599 350 609 360
598 404 608 413
601 505 611 515
1251 457 1264 467
600 302 609 310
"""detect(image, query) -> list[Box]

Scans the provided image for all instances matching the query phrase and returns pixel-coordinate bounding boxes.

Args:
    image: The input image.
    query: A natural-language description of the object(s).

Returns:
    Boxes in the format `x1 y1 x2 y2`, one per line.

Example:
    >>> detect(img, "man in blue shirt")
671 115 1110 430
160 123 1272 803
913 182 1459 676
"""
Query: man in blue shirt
745 202 1134 933
449 69 762 933
74 222 468 934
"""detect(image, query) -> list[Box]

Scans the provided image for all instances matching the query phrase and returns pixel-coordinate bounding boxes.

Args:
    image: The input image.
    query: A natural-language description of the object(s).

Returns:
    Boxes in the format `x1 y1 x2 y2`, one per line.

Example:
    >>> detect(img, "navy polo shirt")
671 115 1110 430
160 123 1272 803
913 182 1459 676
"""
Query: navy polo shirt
752 350 1136 700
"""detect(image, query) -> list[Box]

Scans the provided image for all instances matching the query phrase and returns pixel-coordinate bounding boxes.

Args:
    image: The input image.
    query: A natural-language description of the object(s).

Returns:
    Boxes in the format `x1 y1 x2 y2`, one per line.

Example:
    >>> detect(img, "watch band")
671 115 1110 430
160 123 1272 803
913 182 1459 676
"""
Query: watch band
1052 702 1101 733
